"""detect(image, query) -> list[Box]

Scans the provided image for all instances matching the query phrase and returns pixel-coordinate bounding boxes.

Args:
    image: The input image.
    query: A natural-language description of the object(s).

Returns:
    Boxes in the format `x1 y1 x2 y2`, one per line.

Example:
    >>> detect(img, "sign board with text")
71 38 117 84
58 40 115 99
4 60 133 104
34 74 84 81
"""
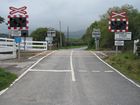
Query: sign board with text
47 30 56 37
10 30 21 36
115 41 124 46
14 37 21 43
92 29 101 38
115 32 131 40
45 37 53 44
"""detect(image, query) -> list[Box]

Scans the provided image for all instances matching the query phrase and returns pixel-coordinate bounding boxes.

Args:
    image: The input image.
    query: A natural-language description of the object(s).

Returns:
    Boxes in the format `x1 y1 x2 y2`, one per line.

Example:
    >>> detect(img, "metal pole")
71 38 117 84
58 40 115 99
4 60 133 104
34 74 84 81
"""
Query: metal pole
67 26 69 46
116 46 118 55
18 42 20 62
59 21 62 48
24 36 26 51
95 38 97 50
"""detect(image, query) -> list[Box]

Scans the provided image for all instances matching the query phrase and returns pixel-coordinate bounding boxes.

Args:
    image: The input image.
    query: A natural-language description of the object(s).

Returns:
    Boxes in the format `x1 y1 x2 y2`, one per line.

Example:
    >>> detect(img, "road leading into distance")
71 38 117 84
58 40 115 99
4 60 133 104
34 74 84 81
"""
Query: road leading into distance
0 48 140 105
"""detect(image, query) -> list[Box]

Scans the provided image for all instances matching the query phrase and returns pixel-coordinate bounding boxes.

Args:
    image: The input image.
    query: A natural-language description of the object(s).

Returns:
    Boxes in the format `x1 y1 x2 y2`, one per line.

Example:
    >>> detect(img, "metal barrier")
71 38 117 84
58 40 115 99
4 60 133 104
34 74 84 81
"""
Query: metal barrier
0 38 16 60
0 37 48 60
20 41 48 51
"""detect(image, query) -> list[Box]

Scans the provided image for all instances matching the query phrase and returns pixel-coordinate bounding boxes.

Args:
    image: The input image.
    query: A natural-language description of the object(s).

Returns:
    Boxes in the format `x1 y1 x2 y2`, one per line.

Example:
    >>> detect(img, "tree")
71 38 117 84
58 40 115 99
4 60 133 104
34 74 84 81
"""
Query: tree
30 27 65 47
30 27 47 41
0 16 4 24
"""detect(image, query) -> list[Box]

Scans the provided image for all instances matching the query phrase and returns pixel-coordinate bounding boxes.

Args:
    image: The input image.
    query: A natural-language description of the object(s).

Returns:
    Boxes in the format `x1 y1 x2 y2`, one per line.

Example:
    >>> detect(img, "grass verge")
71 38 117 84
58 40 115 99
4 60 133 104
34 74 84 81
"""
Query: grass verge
105 52 140 84
60 45 86 49
0 68 17 91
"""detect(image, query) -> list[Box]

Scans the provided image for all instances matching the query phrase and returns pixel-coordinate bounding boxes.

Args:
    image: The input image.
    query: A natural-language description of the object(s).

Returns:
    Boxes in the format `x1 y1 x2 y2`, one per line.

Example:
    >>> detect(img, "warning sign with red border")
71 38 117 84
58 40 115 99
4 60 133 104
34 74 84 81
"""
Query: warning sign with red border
108 11 128 32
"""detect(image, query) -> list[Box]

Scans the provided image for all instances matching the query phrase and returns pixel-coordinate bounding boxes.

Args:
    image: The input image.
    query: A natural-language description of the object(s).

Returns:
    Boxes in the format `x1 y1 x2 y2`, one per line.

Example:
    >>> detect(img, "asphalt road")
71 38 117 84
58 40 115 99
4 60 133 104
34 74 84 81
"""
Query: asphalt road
0 49 140 105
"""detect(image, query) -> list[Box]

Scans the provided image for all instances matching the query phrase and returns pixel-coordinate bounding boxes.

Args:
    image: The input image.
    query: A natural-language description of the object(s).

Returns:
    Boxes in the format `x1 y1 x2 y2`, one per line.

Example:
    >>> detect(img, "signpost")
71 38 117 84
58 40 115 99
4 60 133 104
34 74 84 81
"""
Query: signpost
8 6 29 61
46 28 56 50
92 28 101 50
109 11 131 55
45 37 53 50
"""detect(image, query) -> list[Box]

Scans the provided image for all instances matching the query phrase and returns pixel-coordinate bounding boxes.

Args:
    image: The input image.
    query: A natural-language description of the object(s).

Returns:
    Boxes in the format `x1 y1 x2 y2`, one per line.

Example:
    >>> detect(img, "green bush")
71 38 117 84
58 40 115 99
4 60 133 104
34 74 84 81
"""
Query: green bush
0 68 17 91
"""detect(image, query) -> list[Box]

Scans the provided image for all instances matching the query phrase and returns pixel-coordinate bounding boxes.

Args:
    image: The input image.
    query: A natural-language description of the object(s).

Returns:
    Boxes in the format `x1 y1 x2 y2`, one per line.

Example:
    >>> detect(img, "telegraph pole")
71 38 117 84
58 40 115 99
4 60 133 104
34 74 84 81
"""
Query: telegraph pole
67 26 69 46
59 21 62 48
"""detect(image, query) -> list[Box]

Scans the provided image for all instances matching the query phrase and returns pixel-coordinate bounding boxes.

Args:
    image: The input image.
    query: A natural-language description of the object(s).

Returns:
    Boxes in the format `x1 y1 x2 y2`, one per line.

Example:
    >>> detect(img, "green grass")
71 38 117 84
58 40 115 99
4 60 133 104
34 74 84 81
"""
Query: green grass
60 45 86 49
105 52 140 83
0 68 17 91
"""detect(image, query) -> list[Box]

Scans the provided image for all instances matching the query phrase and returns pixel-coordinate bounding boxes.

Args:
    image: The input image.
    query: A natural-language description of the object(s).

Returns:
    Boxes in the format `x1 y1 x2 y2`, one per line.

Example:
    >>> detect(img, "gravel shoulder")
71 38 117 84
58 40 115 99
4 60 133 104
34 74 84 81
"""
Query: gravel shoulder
0 51 52 76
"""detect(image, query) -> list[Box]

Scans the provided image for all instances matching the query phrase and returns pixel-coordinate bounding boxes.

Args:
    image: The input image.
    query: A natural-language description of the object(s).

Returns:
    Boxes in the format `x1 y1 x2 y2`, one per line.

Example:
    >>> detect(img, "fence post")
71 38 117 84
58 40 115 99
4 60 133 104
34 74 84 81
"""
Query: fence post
13 41 17 58
133 39 139 54
46 41 48 50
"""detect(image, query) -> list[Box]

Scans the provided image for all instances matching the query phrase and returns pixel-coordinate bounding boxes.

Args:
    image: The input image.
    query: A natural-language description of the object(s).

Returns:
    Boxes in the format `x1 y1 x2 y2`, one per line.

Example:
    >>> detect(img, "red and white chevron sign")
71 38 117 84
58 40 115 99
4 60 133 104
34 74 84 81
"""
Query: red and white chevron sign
9 6 27 15
111 11 126 18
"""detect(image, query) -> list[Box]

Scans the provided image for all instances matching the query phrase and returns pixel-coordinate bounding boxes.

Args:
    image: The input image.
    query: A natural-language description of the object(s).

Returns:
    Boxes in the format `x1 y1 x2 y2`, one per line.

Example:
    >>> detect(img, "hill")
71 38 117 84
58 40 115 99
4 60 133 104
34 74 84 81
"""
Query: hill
65 30 85 39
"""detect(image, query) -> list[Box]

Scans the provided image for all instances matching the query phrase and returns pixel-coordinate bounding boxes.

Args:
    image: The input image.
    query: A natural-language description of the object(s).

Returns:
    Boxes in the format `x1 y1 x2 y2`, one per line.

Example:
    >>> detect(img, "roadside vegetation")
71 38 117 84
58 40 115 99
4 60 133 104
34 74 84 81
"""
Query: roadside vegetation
105 52 140 83
61 38 86 49
82 4 140 50
0 68 17 91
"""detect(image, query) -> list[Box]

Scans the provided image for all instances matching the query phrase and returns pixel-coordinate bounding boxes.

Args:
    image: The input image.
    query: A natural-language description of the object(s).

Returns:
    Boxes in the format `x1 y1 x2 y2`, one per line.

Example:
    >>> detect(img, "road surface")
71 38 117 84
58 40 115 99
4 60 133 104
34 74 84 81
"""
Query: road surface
0 49 140 105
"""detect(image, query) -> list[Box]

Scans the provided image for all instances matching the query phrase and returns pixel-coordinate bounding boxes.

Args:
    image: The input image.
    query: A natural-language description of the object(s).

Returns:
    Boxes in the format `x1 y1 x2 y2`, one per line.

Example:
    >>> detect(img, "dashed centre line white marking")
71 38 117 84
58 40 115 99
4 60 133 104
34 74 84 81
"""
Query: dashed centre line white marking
79 70 87 72
29 69 71 72
70 50 76 82
91 70 100 73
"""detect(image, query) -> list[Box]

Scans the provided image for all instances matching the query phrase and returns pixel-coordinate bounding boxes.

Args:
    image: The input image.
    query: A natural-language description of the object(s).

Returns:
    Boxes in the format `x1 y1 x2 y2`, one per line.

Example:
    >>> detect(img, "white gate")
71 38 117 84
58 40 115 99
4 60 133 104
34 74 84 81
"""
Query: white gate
20 41 48 51
0 38 16 60
0 37 48 60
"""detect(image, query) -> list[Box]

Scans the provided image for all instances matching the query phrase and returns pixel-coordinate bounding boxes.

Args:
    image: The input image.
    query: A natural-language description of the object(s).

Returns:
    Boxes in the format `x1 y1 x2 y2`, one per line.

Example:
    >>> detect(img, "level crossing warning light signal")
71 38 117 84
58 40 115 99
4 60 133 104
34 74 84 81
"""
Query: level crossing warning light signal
111 21 126 30
10 17 26 27
109 11 128 32
8 15 29 30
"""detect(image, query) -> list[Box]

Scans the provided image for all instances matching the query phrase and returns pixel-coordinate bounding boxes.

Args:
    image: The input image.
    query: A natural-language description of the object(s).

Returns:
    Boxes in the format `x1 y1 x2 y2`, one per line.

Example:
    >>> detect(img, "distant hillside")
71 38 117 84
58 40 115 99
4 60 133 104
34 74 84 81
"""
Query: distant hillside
65 30 85 39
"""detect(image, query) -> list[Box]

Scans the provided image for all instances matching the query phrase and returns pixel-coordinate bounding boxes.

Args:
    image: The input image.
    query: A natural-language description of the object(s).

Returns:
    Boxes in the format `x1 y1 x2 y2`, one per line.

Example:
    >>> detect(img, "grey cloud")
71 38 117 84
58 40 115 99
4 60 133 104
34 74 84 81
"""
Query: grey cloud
0 0 140 33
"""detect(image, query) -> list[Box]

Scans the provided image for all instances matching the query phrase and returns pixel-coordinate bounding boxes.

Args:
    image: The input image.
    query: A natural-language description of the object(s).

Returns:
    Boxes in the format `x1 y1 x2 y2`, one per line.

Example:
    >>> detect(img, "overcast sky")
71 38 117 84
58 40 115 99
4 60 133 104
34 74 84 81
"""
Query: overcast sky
0 0 140 33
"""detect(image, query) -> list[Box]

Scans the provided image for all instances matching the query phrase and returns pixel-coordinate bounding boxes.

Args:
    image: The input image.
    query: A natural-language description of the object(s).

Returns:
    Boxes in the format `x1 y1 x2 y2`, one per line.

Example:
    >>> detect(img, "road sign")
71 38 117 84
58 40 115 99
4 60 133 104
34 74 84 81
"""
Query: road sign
14 36 21 43
115 32 131 40
92 29 101 38
10 30 21 36
21 30 28 37
9 6 27 15
111 11 126 18
45 37 53 44
47 30 56 37
109 18 128 32
109 11 128 32
8 15 29 30
92 31 101 38
115 41 124 46
8 6 29 30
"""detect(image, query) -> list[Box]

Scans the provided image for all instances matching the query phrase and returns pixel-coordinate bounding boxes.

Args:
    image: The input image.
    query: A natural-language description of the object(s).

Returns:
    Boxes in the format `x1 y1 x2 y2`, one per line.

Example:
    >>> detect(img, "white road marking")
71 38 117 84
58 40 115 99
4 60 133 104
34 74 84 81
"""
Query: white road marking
104 70 114 73
90 51 140 88
70 50 76 82
28 51 46 59
29 69 71 72
0 88 8 96
91 70 100 73
79 70 87 72
0 51 56 96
